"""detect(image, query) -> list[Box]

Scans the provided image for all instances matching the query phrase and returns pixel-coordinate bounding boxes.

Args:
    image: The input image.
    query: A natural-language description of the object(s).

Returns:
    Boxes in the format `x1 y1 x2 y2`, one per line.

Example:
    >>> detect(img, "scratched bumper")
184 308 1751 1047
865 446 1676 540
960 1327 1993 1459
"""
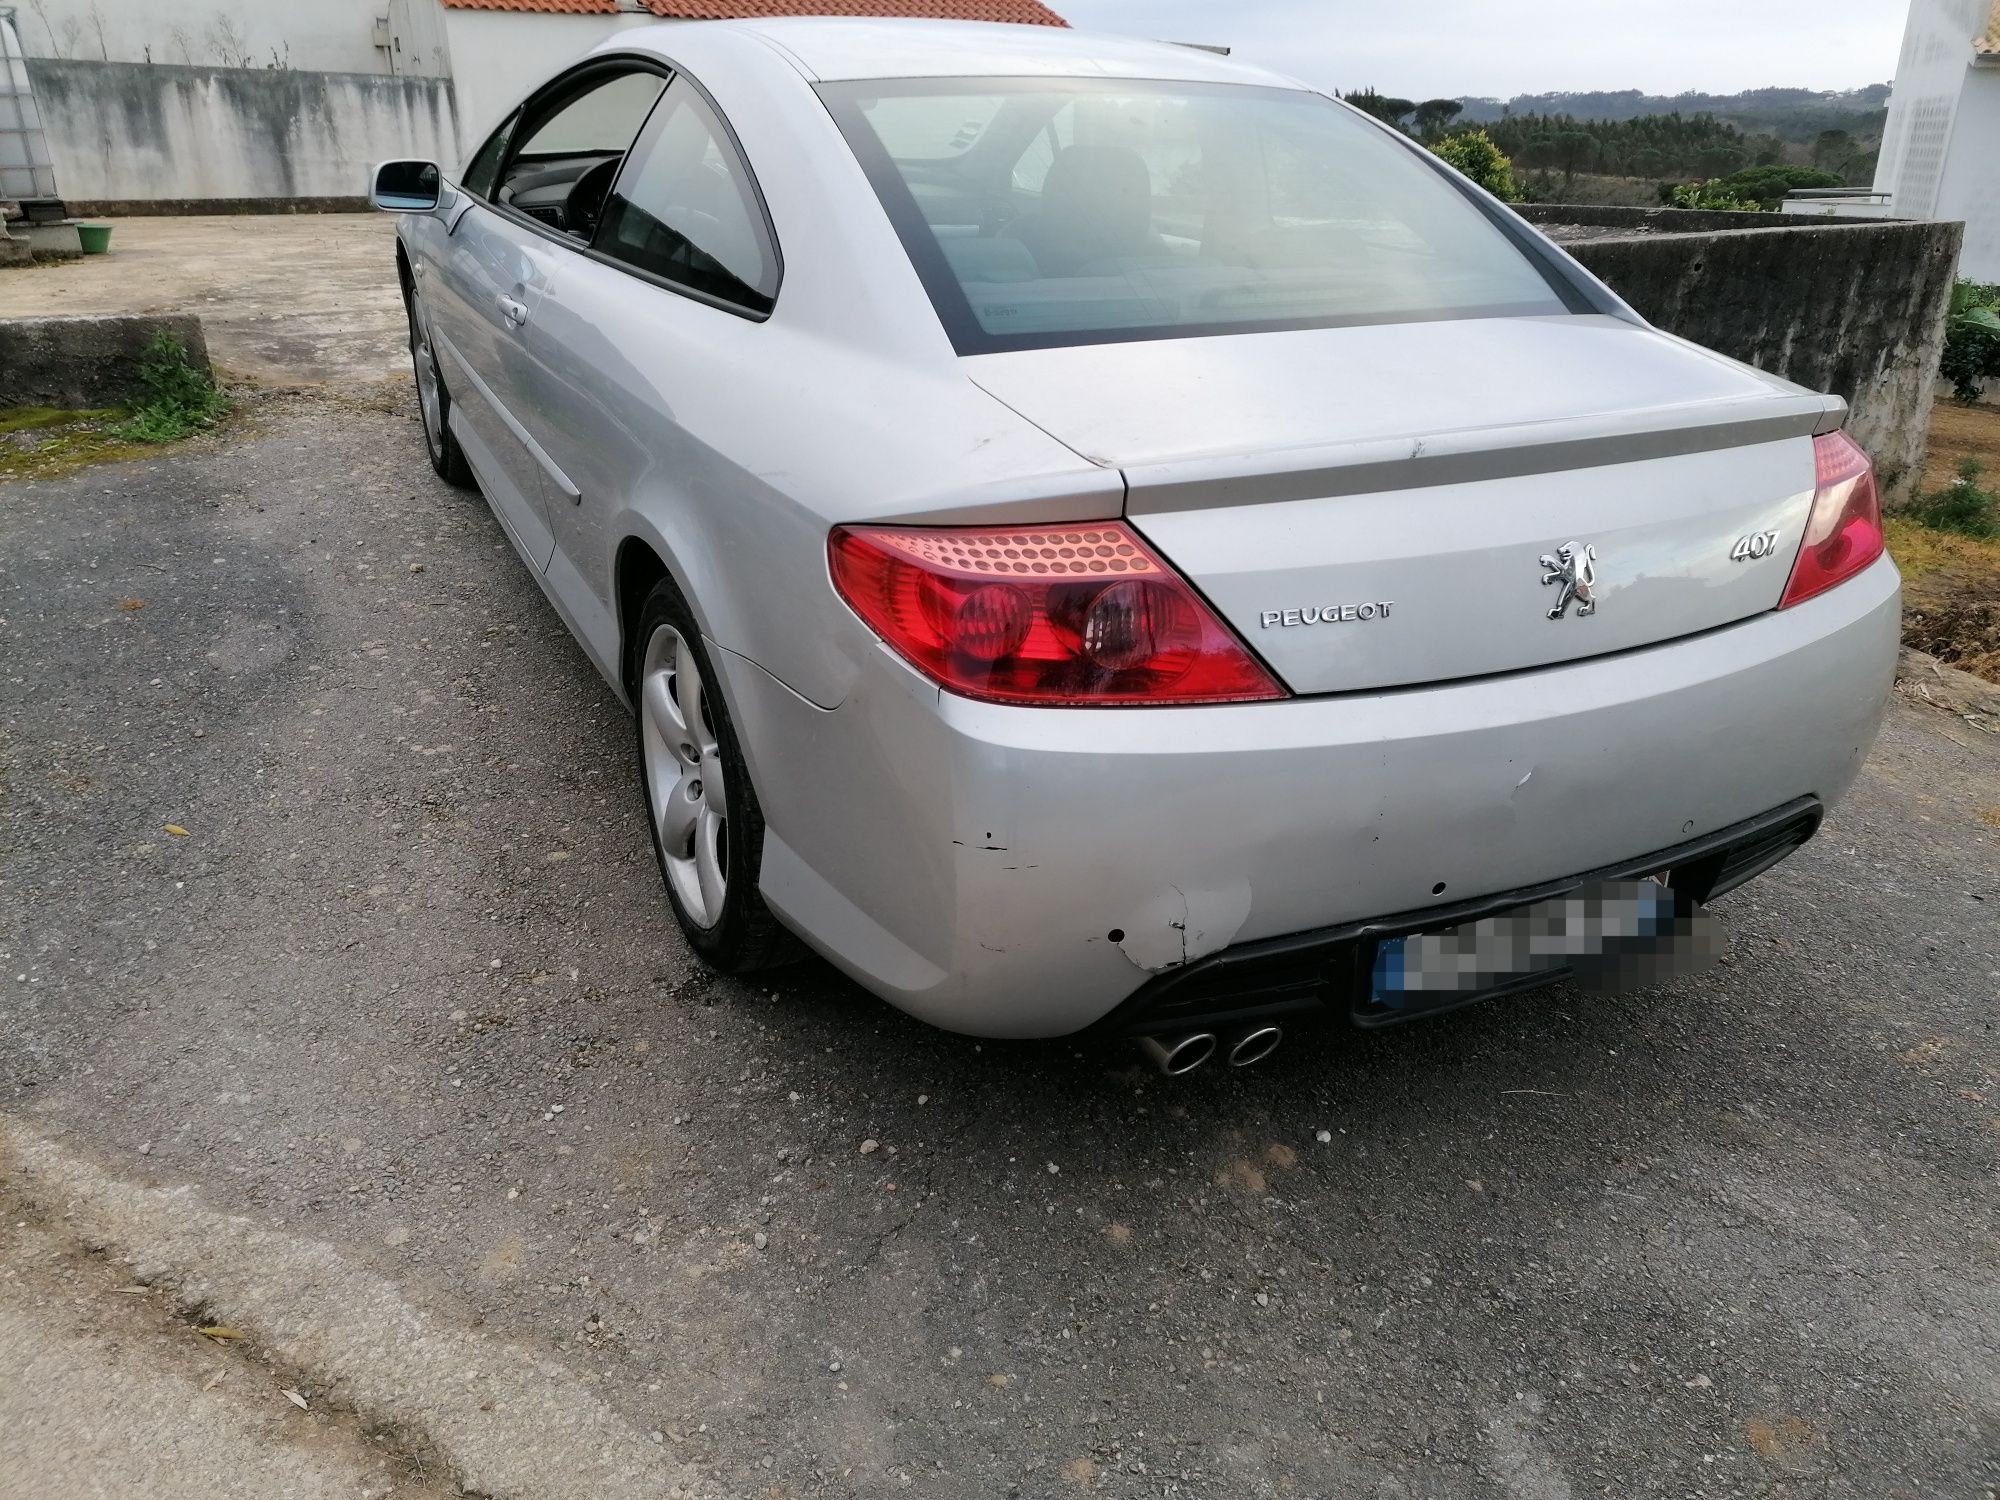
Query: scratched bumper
712 555 1899 1039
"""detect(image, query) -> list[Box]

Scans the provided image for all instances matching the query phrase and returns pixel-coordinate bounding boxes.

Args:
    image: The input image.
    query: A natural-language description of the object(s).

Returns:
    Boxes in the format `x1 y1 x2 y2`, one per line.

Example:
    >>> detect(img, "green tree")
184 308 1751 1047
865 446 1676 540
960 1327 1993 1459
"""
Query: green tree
1695 144 1748 177
1412 98 1465 140
1341 89 1417 129
1811 128 1856 175
1554 130 1599 192
1431 130 1520 200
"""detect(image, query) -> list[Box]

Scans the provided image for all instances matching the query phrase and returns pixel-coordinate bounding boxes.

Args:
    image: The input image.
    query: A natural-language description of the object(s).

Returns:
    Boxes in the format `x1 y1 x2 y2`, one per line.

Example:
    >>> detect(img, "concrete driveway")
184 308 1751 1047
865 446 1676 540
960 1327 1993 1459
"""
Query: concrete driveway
0 215 403 389
1 397 1997 1500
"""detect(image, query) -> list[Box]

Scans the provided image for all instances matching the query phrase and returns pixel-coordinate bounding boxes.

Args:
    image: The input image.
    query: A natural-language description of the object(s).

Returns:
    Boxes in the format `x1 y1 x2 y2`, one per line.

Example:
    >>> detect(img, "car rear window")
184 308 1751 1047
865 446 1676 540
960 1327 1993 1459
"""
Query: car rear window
820 79 1577 354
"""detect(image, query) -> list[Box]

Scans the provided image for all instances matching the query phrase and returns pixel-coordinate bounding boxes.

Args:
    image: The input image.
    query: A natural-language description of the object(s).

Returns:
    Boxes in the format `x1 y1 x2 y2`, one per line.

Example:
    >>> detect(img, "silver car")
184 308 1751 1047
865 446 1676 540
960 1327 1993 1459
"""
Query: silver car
370 19 1898 1066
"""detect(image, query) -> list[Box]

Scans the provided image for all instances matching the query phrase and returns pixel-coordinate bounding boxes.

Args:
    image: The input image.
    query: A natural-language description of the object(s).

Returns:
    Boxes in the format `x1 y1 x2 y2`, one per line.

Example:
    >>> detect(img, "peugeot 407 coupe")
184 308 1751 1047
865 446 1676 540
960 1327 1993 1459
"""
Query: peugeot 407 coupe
370 19 1899 1071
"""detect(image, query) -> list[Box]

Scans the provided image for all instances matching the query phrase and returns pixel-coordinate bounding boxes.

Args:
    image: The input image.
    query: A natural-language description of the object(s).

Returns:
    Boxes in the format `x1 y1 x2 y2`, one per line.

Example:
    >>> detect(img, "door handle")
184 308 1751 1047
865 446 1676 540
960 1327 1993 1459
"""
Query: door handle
497 294 529 327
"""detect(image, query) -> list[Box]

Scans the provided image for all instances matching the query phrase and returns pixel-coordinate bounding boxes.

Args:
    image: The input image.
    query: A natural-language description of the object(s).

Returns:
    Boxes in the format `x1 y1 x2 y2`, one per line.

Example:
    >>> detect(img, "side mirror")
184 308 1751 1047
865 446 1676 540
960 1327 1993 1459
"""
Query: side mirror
370 159 442 213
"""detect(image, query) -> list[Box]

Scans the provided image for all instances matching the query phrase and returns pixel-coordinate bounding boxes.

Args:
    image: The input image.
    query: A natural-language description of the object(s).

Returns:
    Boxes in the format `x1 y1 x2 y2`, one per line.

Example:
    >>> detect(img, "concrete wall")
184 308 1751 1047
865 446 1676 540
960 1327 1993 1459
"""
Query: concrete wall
14 0 388 73
23 58 458 202
1553 210 1965 505
0 312 209 408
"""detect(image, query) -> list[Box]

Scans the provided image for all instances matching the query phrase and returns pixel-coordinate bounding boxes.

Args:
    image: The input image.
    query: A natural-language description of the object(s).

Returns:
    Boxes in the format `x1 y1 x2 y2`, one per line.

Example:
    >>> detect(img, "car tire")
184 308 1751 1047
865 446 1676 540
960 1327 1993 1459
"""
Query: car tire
405 282 476 490
632 579 799 974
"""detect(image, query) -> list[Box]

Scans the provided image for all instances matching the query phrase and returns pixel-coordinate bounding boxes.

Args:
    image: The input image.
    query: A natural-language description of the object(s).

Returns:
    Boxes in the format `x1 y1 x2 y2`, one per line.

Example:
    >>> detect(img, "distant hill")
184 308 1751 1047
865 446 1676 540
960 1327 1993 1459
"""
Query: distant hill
1454 85 1891 143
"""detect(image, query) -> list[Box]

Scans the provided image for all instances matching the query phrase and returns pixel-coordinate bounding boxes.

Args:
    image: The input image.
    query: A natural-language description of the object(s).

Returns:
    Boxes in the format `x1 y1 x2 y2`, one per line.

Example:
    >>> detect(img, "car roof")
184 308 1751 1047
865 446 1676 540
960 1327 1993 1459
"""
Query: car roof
614 17 1306 88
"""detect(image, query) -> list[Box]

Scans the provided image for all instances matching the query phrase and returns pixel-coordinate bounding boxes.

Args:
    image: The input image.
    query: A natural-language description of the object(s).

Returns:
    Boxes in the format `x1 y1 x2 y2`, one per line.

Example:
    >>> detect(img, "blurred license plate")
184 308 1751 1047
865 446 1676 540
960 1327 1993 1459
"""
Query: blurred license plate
1362 879 1717 1020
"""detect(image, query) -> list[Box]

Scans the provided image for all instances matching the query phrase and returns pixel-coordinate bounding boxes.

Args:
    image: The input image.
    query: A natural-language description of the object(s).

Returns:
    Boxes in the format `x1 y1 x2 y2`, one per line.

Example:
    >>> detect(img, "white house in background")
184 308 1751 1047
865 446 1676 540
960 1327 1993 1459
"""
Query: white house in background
13 0 1065 205
1800 0 2000 281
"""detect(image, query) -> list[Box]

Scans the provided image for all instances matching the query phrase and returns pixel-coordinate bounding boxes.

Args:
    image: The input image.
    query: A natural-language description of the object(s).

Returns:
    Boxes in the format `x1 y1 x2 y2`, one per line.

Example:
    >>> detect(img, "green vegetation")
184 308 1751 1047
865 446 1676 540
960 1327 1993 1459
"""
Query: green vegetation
1666 181 1761 211
0 405 121 436
1344 84 1885 208
1942 282 2000 404
1453 85 1888 155
1660 166 1845 212
0 408 154 483
1430 130 1519 201
111 331 231 444
1907 458 1999 540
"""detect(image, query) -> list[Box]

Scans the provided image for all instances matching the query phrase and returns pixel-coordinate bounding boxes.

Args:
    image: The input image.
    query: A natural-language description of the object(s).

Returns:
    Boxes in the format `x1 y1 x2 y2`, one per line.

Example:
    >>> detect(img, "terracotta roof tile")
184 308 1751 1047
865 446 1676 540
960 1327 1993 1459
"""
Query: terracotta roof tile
440 0 623 11
640 0 1067 25
1978 0 1999 54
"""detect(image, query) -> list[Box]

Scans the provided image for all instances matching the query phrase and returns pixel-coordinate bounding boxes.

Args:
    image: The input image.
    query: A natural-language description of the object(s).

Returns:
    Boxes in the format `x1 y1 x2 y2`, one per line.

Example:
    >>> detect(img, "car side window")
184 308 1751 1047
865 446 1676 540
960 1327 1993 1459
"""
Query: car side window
488 66 667 239
594 78 779 315
461 111 519 201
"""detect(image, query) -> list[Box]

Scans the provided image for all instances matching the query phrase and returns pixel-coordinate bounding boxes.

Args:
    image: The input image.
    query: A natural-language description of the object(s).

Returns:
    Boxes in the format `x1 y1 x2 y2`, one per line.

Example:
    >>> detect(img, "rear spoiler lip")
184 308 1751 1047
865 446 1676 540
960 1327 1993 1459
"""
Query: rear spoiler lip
1120 391 1844 517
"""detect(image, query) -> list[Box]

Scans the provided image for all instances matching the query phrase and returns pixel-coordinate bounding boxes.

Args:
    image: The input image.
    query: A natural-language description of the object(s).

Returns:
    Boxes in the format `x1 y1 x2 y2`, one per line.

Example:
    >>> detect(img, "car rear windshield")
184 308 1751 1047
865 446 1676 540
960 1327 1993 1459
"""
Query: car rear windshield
820 79 1578 354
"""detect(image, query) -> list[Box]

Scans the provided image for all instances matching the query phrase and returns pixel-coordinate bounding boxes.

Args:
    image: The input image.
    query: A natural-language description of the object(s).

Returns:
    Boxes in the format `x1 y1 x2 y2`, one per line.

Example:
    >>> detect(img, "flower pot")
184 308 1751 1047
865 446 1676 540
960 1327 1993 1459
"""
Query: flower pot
76 223 112 255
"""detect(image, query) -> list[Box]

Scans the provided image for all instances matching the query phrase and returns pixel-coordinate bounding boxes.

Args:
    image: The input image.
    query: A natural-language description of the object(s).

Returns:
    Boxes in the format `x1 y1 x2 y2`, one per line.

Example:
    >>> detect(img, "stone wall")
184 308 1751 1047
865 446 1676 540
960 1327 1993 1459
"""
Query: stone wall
23 59 458 205
1535 207 1964 505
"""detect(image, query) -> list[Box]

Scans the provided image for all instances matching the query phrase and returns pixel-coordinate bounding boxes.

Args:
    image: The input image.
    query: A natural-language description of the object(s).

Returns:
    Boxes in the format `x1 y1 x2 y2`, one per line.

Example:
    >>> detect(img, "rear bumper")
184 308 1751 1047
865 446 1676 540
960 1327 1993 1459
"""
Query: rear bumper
716 554 1900 1039
1105 795 1822 1038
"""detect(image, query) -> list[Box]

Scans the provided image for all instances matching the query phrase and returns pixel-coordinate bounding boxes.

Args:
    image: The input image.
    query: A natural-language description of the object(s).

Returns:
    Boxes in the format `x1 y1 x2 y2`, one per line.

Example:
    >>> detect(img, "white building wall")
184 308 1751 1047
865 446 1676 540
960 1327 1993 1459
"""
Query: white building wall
14 0 390 73
440 8 658 161
1876 0 2000 280
1936 67 2000 280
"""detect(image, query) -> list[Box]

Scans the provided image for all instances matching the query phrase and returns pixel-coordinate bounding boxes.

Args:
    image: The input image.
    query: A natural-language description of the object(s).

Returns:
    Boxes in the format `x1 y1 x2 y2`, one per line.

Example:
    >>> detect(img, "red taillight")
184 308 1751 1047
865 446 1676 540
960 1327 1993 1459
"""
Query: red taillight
828 522 1285 706
1779 430 1885 609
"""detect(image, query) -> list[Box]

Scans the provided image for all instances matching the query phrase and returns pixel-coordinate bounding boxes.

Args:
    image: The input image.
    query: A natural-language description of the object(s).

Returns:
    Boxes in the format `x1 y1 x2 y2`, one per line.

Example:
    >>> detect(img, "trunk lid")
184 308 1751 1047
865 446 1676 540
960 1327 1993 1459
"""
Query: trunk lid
965 315 1838 694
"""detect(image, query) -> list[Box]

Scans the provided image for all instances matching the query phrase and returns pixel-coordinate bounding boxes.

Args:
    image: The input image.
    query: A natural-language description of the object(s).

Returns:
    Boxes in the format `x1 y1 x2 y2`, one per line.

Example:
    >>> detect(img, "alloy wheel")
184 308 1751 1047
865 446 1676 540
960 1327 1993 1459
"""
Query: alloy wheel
640 624 728 928
409 293 444 458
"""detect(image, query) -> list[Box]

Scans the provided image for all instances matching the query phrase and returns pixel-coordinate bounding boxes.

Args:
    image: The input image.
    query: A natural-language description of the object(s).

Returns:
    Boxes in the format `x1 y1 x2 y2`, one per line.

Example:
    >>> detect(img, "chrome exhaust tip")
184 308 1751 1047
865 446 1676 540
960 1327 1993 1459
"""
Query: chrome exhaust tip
1136 1030 1218 1077
1226 1024 1283 1069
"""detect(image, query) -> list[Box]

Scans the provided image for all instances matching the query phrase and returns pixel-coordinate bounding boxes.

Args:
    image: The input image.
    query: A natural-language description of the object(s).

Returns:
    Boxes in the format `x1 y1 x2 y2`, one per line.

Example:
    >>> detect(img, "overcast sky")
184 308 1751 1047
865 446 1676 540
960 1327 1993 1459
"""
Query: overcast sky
1053 0 1908 99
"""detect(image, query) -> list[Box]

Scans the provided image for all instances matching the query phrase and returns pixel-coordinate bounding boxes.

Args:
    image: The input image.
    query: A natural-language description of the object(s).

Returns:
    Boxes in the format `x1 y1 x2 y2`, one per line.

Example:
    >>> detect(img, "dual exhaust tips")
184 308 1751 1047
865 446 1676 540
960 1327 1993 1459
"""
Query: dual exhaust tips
1136 1023 1283 1077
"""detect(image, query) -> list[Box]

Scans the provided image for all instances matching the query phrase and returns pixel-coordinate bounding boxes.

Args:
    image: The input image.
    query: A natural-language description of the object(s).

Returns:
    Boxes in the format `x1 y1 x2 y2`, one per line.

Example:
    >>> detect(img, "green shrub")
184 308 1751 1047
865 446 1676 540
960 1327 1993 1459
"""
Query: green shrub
1665 179 1760 211
1661 167 1844 212
1907 458 1999 540
1941 281 2000 404
112 332 231 444
1713 165 1843 208
1431 130 1520 202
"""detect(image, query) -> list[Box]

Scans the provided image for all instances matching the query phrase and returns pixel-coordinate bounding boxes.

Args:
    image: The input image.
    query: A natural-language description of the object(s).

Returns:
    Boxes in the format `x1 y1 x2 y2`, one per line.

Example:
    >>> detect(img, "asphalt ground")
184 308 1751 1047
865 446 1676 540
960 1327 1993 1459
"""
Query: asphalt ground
2 393 1996 1499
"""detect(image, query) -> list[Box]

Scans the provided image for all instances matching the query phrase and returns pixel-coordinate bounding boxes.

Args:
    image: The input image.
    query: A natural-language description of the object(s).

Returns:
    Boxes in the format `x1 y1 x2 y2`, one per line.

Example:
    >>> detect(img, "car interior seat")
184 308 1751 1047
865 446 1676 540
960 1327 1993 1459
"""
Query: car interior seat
1004 145 1164 277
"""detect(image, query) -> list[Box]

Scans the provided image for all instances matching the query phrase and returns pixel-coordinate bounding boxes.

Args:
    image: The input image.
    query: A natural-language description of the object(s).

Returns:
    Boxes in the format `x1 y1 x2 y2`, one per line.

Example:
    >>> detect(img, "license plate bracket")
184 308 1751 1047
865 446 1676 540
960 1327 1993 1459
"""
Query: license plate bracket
1350 878 1711 1026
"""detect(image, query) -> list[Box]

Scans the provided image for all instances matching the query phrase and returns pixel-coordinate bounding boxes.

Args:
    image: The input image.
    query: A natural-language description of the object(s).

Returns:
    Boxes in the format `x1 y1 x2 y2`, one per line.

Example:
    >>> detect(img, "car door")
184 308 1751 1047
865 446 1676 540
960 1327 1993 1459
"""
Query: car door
422 64 667 572
508 73 782 676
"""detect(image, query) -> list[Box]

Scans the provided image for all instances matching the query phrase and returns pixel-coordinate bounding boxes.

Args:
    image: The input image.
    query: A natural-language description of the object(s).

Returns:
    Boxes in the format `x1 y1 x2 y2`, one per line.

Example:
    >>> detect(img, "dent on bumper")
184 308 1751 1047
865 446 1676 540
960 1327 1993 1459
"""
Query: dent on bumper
717 557 1900 1039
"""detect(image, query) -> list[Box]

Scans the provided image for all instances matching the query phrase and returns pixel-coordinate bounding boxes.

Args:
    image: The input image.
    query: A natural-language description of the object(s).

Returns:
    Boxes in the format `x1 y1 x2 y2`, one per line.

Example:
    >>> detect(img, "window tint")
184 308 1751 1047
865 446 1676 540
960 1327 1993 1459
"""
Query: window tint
595 79 778 314
461 111 518 201
488 66 667 239
823 79 1572 353
518 71 665 157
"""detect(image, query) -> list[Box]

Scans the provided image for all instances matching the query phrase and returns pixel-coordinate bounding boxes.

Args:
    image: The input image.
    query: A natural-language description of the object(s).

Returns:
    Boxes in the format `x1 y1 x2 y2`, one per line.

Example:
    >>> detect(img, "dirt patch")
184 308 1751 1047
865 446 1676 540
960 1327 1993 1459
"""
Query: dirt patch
1899 560 2000 680
1893 402 2000 682
1919 400 2000 491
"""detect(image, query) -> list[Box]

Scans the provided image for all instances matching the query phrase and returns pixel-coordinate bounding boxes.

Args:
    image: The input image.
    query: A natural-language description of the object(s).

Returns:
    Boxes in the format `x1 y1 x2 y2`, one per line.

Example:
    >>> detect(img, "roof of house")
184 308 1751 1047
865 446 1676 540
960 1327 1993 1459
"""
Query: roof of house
439 0 1069 21
642 0 1063 21
438 0 622 11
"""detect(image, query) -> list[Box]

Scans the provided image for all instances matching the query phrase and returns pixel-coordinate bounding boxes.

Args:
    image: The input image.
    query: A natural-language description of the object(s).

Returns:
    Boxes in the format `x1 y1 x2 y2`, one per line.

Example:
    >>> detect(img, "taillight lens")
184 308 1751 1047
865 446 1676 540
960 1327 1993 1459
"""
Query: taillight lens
828 522 1284 706
1779 430 1885 609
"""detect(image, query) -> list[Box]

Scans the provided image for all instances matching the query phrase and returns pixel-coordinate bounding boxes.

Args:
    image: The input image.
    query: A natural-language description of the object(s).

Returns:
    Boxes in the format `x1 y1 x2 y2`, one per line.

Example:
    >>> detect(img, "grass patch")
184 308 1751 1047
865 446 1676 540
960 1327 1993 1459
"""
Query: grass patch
1903 458 1998 541
0 405 122 437
1885 515 2000 582
1887 515 2000 682
109 331 231 443
0 408 158 482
